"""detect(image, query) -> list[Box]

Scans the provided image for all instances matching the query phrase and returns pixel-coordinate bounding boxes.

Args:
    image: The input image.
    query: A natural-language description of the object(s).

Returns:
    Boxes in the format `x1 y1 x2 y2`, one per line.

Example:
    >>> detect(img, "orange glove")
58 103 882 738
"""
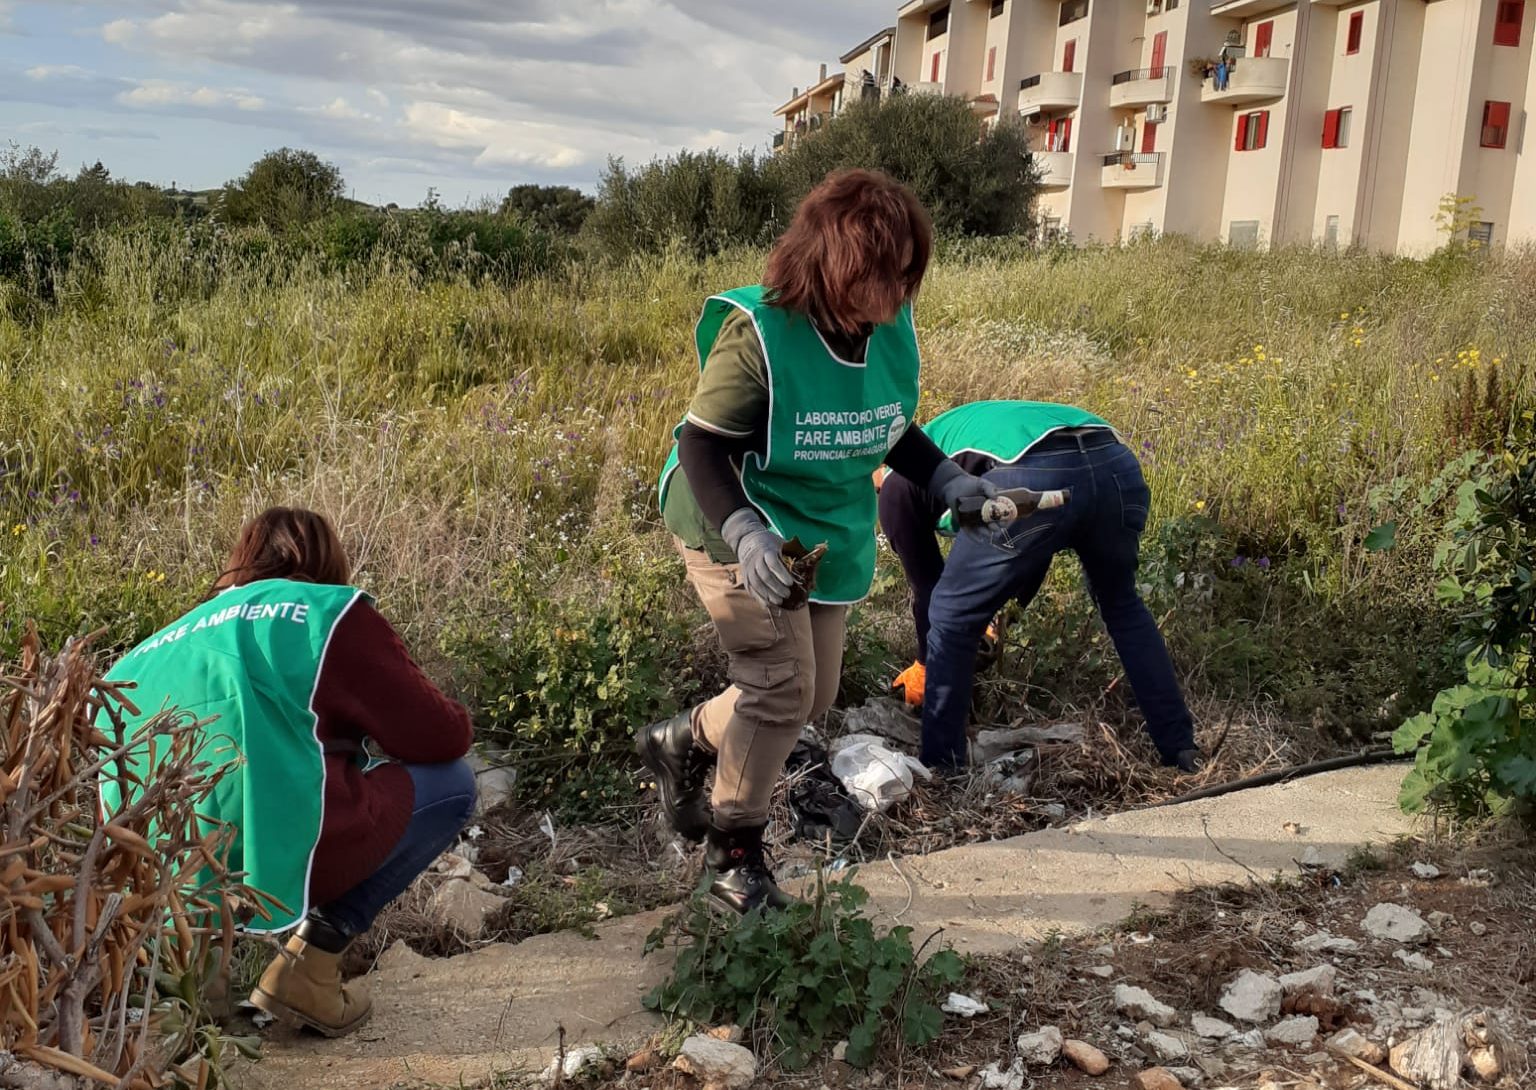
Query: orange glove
893 661 926 707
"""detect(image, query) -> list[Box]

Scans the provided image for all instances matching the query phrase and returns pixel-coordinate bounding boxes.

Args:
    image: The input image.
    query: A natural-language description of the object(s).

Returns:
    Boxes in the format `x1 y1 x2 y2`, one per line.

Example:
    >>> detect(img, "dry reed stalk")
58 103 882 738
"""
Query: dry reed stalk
1 628 265 1090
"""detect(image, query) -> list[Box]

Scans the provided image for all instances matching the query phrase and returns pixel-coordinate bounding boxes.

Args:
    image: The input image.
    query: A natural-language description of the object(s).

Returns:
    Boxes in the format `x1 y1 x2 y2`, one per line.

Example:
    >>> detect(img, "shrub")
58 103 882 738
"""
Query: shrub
1395 443 1536 819
221 147 345 229
644 874 965 1070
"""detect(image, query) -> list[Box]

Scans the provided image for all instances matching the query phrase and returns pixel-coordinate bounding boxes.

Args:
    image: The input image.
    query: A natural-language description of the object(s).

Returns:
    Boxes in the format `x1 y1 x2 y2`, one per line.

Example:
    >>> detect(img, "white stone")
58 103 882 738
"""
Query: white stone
1294 931 1360 955
1363 903 1431 944
1265 1016 1320 1047
1326 1028 1386 1065
428 878 504 937
1469 920 1489 936
1017 1026 1063 1065
1167 1066 1204 1087
1144 1030 1189 1062
1232 1029 1266 1050
1411 862 1442 879
978 1058 1025 1090
541 1045 603 1082
1279 965 1338 998
1116 985 1180 1028
942 993 989 1018
673 1036 757 1090
831 1040 848 1062
1299 845 1327 868
1218 970 1284 1024
1087 965 1116 979
1191 1014 1236 1039
1395 949 1434 972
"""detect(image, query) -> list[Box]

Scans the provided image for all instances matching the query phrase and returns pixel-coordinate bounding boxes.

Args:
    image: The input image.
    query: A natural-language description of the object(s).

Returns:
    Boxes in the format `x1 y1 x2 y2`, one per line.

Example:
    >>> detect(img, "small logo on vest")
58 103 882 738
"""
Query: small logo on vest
885 413 908 450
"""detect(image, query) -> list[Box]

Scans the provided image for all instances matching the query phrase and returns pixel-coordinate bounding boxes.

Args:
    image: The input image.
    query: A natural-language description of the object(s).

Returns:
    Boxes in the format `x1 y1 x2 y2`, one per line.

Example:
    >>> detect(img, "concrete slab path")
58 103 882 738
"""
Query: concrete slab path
234 763 1416 1089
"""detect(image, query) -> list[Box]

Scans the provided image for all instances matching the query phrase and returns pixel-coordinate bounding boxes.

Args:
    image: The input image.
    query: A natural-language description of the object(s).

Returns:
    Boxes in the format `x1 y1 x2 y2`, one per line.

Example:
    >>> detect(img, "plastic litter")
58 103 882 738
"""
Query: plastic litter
829 733 930 812
783 738 865 843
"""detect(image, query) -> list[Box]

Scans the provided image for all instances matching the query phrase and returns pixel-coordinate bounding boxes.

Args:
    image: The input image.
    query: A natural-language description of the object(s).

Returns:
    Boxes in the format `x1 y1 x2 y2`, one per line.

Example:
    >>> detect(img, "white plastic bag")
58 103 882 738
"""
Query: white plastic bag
829 733 930 812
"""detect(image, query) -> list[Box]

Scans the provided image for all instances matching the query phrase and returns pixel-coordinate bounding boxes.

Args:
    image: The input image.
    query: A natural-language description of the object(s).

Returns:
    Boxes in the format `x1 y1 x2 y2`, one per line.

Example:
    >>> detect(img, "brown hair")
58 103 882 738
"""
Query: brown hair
213 507 351 592
764 169 933 335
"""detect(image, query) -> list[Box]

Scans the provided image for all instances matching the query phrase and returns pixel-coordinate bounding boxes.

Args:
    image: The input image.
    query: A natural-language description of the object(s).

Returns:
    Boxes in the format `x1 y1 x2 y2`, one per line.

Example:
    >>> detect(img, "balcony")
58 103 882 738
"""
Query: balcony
911 80 946 96
1109 68 1174 108
1101 152 1165 189
1200 56 1288 104
1209 0 1292 15
1033 150 1074 189
1018 71 1083 116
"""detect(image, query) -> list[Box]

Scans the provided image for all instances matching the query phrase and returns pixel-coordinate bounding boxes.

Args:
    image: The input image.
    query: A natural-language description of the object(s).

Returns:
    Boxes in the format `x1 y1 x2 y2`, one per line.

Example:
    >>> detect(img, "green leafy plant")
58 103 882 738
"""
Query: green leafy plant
643 873 965 1070
1395 446 1536 819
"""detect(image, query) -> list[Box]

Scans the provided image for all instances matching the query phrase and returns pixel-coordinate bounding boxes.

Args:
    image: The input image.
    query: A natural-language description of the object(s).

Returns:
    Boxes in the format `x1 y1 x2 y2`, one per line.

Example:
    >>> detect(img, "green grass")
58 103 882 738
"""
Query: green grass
3 233 1530 782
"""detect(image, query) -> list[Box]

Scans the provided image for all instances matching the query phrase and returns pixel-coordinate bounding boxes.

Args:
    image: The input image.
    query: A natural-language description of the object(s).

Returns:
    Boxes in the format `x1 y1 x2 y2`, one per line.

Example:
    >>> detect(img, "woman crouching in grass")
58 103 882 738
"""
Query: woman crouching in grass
638 169 998 913
100 507 475 1037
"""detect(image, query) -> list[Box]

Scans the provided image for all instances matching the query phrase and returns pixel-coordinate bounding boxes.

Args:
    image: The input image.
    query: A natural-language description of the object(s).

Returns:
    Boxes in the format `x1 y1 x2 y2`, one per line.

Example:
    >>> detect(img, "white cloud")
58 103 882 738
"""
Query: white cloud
301 96 374 122
119 80 265 112
26 64 93 80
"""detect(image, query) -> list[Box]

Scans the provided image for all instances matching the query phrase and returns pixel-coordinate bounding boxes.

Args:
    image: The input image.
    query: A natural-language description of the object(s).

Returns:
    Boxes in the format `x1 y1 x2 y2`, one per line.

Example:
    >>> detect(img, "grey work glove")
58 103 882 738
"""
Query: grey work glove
721 508 794 608
928 459 1000 516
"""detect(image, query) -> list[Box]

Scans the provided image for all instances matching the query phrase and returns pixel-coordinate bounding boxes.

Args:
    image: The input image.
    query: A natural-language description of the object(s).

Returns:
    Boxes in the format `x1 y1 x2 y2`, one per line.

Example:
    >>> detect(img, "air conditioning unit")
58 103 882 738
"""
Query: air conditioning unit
1146 0 1160 14
1146 103 1169 123
1115 125 1136 152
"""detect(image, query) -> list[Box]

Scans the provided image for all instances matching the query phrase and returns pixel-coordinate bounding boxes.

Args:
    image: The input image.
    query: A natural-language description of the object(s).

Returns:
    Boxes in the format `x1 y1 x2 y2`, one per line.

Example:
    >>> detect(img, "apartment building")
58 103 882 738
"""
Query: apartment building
780 0 1536 252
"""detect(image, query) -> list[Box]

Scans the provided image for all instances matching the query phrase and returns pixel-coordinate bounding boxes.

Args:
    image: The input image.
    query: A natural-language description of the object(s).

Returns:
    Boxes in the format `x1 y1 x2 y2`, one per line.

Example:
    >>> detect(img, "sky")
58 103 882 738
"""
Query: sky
1 0 895 206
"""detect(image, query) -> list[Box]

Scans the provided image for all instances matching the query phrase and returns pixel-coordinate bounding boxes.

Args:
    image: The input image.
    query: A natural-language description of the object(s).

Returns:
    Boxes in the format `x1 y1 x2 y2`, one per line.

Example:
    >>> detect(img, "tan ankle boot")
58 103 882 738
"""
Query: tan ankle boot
250 934 371 1037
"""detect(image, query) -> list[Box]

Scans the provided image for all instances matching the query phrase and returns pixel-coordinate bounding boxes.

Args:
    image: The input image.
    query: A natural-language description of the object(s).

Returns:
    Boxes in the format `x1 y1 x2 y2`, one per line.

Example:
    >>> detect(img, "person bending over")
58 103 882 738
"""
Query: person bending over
636 169 997 913
100 507 475 1037
877 401 1204 773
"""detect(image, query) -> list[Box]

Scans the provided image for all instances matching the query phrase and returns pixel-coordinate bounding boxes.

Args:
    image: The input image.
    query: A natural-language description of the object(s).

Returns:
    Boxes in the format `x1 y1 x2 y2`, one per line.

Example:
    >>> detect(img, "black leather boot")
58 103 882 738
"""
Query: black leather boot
704 823 795 914
636 709 714 842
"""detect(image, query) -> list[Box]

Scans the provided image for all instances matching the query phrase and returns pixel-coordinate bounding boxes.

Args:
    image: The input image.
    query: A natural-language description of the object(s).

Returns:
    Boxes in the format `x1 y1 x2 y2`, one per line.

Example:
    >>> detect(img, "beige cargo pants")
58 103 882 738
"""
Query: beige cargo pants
677 542 847 829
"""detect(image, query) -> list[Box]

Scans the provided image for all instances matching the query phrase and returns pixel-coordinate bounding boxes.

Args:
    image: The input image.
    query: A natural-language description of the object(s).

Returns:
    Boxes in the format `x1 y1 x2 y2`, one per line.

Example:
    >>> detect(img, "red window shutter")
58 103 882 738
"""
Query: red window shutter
1236 113 1247 151
1256 110 1270 148
1063 39 1077 72
1483 100 1512 147
1255 21 1273 57
1141 121 1158 153
1347 12 1364 53
931 50 942 82
1061 117 1072 152
987 46 997 81
1151 32 1167 78
1495 0 1524 46
1047 117 1058 146
1322 109 1340 149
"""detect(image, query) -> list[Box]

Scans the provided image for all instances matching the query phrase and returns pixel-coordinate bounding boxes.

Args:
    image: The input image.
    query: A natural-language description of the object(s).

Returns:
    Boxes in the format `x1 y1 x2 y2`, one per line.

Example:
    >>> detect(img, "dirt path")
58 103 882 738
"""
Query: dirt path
233 764 1416 1090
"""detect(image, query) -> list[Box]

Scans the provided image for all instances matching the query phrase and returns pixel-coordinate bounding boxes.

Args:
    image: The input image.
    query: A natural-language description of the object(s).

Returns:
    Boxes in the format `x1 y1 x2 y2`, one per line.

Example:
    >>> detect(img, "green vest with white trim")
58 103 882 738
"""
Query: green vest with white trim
97 579 369 934
660 285 921 604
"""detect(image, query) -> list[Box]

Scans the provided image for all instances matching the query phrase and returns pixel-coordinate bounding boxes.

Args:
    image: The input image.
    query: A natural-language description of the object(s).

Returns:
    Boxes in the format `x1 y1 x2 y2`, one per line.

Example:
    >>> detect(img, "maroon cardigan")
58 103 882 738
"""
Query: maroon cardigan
306 601 473 903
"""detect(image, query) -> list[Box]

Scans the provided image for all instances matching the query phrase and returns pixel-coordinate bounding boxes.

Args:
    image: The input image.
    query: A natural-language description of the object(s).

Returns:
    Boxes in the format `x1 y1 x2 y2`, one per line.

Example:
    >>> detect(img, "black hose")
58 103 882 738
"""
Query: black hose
1145 748 1407 809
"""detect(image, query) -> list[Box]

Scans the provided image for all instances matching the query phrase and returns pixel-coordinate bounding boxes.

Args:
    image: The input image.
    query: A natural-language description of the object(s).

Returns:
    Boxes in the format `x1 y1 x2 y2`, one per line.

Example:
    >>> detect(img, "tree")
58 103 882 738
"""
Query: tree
221 147 345 228
500 184 595 235
584 150 782 259
770 93 1039 238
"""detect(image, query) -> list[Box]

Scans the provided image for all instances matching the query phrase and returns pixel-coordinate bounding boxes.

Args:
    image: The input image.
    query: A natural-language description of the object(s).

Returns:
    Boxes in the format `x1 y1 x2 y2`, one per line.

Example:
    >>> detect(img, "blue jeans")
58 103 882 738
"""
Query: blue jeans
318 759 477 936
921 432 1195 769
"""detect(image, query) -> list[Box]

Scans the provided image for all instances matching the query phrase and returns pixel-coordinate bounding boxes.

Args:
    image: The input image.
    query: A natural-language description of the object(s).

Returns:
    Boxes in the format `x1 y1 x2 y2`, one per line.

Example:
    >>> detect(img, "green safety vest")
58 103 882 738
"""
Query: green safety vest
923 400 1113 462
660 285 920 604
97 579 369 933
924 400 1116 535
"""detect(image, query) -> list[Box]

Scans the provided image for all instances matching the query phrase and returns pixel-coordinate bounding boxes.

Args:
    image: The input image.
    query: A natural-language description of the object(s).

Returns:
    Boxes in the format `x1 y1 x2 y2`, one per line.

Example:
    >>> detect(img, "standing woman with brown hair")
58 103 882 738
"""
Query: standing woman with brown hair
638 170 996 912
100 508 475 1036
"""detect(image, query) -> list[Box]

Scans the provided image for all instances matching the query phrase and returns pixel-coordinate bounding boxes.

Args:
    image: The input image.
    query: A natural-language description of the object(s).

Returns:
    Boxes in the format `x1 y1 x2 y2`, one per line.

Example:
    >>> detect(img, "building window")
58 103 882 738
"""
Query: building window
1495 1 1524 46
1063 39 1077 72
1230 221 1261 250
1482 100 1511 148
927 5 950 40
1469 221 1495 246
987 46 998 81
1235 110 1269 151
1254 20 1274 57
1322 106 1352 148
1346 11 1364 54
1060 0 1088 27
1324 215 1340 250
1141 121 1158 153
991 0 1006 17
1046 116 1072 152
1167 0 1180 11
931 50 943 83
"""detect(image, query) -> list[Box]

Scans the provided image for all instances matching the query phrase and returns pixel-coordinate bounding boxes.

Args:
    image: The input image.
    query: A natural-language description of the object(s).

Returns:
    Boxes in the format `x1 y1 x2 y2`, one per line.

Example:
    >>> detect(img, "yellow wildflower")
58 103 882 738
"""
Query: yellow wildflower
10 523 24 536
1194 500 1207 511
